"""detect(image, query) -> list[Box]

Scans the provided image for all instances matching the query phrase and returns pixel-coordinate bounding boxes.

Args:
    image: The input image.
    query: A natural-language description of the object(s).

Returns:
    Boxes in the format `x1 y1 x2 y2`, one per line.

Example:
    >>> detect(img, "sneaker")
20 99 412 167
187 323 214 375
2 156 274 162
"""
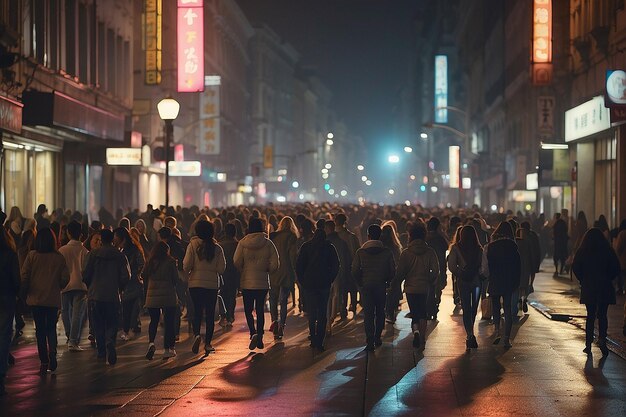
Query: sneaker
277 324 284 339
257 336 264 349
39 363 48 374
192 335 201 354
146 343 156 360
120 333 130 341
493 330 501 345
466 338 472 351
269 321 277 334
88 334 96 347
163 348 177 359
49 355 57 372
522 300 529 313
249 334 258 350
107 348 117 365
68 344 84 352
205 344 215 354
470 335 478 349
227 320 234 328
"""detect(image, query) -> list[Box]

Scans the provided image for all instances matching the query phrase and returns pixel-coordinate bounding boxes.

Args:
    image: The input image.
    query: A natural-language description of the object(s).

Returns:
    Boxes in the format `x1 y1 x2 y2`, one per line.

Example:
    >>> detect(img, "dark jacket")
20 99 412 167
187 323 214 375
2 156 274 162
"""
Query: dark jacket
352 240 396 288
426 230 448 278
553 218 569 259
0 249 20 297
121 245 145 301
327 231 353 287
528 230 542 273
482 237 521 296
144 258 179 308
167 235 188 272
83 245 131 303
218 235 240 289
296 235 340 290
393 239 439 294
269 230 298 289
516 231 534 290
573 245 620 305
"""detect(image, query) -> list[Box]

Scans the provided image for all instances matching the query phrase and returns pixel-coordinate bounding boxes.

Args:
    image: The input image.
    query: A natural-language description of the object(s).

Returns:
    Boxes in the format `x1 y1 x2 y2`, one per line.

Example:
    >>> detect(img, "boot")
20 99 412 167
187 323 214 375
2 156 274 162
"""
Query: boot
411 323 421 348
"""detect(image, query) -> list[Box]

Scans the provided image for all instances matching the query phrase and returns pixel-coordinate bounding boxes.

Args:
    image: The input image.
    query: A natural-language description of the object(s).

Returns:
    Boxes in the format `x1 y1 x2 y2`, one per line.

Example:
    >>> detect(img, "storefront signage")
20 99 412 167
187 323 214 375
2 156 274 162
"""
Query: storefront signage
449 145 459 189
606 70 626 124
434 55 448 123
198 78 220 155
0 95 23 134
565 96 611 142
263 145 273 169
130 131 142 148
144 0 162 85
526 173 538 190
537 96 554 137
106 148 142 165
532 0 552 85
177 0 204 93
168 161 201 176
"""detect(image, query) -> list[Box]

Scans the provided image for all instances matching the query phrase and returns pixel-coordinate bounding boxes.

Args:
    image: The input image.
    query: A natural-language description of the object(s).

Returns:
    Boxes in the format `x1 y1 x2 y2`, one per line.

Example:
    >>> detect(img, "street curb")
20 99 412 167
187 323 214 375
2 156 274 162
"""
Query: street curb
528 300 626 361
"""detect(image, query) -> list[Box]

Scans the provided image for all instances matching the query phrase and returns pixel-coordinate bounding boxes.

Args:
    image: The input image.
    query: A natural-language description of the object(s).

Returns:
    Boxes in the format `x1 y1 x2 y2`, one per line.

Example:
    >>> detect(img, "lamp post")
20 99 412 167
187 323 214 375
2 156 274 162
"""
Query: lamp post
157 97 180 209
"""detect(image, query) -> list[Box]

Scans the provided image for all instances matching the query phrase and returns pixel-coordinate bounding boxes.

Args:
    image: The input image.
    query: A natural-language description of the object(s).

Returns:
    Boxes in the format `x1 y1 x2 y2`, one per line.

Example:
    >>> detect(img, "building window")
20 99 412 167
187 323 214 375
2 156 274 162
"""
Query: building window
107 28 115 94
32 0 46 64
65 0 77 76
78 2 89 83
97 21 105 88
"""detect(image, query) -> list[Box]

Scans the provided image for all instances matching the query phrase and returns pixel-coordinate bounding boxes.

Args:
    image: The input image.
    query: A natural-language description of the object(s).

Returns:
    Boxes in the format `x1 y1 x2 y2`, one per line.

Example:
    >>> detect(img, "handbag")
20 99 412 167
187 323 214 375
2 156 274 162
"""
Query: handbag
480 295 492 320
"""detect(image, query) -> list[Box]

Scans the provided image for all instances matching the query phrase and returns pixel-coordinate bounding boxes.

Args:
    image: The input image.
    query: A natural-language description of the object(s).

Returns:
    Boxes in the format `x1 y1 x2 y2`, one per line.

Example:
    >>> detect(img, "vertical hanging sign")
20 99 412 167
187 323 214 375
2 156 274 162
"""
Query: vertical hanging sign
177 0 204 92
198 76 221 155
434 55 448 123
532 0 552 85
144 0 162 85
449 145 460 189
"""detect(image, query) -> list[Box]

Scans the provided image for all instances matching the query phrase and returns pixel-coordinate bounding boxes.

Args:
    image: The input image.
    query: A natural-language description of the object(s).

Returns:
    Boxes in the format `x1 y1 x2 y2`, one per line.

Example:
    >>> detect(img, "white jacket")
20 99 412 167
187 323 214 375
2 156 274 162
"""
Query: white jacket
183 237 226 289
234 233 279 290
58 240 88 292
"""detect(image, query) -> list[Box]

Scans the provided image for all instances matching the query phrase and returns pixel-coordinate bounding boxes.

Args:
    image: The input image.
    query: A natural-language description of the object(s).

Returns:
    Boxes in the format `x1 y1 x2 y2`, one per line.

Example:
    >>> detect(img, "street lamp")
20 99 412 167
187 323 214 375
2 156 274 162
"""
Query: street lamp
404 146 413 153
157 97 180 208
388 155 400 164
357 164 365 171
420 133 428 139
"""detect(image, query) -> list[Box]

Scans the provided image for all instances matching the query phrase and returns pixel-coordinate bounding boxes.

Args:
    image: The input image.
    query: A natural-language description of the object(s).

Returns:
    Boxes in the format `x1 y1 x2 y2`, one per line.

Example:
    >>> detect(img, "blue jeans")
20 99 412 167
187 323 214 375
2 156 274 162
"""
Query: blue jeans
61 290 87 345
0 296 16 378
31 306 59 364
459 282 481 336
269 286 291 325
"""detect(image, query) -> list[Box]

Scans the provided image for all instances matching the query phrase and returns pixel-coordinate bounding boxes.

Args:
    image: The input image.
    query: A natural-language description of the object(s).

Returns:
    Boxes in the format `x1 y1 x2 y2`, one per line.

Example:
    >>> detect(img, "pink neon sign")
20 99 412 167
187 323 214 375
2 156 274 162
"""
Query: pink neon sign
177 0 204 92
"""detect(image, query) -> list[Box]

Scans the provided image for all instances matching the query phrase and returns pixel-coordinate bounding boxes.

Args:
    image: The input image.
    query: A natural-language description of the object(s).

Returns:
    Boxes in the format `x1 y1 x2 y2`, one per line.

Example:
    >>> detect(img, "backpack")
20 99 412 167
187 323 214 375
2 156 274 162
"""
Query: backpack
458 247 480 282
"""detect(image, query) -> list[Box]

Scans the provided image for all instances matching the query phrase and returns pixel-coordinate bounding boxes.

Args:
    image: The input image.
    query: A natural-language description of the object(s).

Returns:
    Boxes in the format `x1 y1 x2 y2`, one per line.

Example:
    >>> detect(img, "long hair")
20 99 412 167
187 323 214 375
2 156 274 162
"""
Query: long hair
380 224 402 253
7 206 23 225
113 227 145 260
576 227 610 257
195 220 216 262
457 225 482 265
277 216 299 238
449 225 463 250
34 227 57 253
491 221 514 240
144 241 172 278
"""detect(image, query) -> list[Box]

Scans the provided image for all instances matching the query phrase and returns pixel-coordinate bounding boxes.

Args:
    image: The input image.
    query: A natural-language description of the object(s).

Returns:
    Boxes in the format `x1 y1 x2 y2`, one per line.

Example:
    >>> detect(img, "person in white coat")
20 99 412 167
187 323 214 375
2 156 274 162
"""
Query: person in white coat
183 220 226 355
234 218 279 350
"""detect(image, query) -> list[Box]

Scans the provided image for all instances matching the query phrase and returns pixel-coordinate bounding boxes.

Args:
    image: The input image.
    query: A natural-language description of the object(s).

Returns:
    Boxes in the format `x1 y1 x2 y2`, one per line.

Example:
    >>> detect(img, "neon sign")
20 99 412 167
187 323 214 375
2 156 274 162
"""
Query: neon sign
177 0 204 92
533 0 552 63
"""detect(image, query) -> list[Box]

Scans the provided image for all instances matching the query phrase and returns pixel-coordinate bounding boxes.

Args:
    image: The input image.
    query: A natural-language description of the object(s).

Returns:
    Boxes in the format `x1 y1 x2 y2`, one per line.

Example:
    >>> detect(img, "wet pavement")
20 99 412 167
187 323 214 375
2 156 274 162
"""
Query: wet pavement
2 273 626 417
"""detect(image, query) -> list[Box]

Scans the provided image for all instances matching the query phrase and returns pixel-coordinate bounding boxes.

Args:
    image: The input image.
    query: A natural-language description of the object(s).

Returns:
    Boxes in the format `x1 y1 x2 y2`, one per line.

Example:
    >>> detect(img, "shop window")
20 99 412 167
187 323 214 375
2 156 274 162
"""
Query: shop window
594 137 617 227
4 148 27 213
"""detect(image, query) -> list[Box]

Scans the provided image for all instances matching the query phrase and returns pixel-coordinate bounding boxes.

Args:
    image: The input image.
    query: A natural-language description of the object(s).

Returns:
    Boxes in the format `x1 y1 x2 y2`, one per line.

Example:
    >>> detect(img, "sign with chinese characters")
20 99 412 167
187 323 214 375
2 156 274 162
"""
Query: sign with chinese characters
434 55 448 123
177 0 204 92
144 0 162 85
106 148 142 166
448 145 459 189
198 80 220 155
168 161 201 176
537 96 555 137
263 145 273 169
532 0 552 85
565 96 611 142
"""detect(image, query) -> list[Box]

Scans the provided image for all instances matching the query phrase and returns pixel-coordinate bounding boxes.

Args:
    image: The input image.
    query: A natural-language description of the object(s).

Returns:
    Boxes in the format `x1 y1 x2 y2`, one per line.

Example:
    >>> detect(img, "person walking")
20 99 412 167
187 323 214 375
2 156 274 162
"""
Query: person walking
352 224 396 351
83 229 130 365
234 218 279 350
143 241 180 360
394 224 439 349
218 223 240 327
515 225 534 315
296 227 340 351
613 220 626 299
425 217 449 320
447 226 482 350
520 221 541 294
335 213 361 318
0 228 20 395
58 220 89 351
481 222 521 348
114 227 145 341
20 228 69 373
324 220 351 333
381 223 403 324
572 228 621 356
552 213 569 277
269 216 298 340
183 220 226 355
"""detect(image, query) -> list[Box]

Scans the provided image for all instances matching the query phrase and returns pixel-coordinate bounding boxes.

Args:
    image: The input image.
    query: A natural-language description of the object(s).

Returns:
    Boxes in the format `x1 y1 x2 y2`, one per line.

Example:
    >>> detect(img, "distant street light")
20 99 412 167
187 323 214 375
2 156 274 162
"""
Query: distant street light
357 164 365 171
388 189 395 195
292 181 299 189
388 155 400 164
404 146 413 153
420 133 428 139
325 163 332 169
157 97 180 208
326 139 334 146
361 175 368 182
327 132 334 139
365 180 372 186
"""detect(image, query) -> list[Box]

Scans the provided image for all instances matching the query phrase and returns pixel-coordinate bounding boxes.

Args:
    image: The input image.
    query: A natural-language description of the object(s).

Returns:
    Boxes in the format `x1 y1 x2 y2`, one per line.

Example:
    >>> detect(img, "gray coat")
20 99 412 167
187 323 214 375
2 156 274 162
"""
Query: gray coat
83 245 130 303
144 258 178 308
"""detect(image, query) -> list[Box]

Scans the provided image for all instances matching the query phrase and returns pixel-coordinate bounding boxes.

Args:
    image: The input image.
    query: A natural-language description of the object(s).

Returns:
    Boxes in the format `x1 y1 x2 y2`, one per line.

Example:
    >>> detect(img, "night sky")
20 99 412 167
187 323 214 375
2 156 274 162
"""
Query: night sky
235 0 422 147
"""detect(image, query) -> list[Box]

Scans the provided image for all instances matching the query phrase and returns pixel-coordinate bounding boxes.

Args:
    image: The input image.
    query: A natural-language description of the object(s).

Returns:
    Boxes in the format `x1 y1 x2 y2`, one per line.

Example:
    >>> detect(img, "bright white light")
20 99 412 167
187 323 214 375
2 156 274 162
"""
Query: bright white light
525 204 532 211
276 196 286 203
326 139 334 146
358 197 364 203
299 194 304 200
357 165 365 171
361 175 368 182
334 194 339 198
325 163 332 169
277 176 283 182
404 147 413 153
365 180 372 186
405 200 411 206
321 168 328 174
410 175 416 180
388 155 400 164
388 189 395 195
420 133 428 139
340 190 348 197
491 204 498 211
291 181 299 188
431 186 438 193
278 169 287 175
322 173 329 179
327 132 334 139
328 188 335 195
541 143 568 150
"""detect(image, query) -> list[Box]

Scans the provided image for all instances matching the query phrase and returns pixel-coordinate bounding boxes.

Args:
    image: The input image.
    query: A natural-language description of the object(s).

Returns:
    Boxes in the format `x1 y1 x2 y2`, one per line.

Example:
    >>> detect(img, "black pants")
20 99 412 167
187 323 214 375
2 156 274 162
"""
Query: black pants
585 303 609 346
31 306 58 364
122 297 141 333
189 288 218 344
491 292 513 338
221 285 238 322
242 289 268 337
459 282 482 336
406 292 428 324
92 301 119 358
0 296 15 378
361 286 386 344
148 306 177 349
303 288 330 347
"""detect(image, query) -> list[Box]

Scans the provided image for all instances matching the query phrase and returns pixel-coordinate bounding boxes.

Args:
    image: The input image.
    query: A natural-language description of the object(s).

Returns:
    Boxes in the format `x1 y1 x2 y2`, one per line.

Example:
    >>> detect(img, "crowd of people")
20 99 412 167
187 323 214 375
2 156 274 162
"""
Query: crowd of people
1 201 625 397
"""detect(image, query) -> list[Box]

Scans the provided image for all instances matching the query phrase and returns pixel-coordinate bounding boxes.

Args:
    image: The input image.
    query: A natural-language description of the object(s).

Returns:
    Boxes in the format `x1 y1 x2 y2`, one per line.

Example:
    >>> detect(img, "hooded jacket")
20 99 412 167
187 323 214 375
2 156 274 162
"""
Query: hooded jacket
296 233 340 290
144 257 179 308
83 245 131 303
269 230 298 289
234 232 279 290
183 236 226 289
394 239 439 294
327 231 353 286
351 240 396 288
120 245 145 301
21 251 69 308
